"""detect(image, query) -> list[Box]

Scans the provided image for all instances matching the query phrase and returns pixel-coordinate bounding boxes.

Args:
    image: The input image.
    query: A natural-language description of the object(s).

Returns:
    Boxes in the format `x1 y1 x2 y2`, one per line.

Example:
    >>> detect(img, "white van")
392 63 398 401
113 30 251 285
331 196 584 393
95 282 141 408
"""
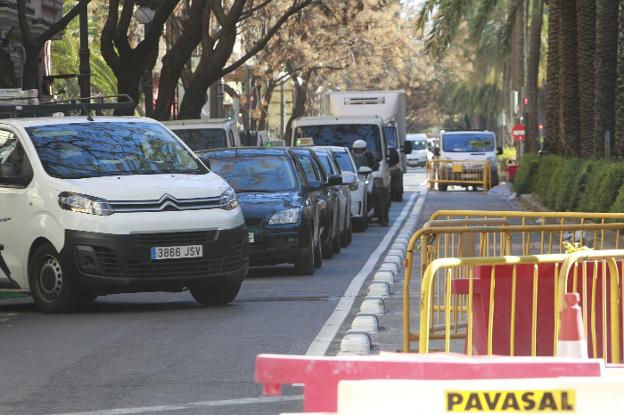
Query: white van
0 116 249 312
437 130 500 189
164 118 242 151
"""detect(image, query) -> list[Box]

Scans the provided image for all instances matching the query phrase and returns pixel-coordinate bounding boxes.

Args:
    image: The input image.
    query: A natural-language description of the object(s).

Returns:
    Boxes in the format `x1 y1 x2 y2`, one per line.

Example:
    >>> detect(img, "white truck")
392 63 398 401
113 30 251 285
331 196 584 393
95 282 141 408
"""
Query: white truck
324 91 412 201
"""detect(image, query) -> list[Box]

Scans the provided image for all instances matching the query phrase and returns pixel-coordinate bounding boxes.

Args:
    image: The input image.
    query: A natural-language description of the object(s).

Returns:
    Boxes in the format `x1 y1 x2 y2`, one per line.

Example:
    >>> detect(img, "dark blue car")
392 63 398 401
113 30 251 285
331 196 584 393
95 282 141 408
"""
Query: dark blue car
199 148 325 275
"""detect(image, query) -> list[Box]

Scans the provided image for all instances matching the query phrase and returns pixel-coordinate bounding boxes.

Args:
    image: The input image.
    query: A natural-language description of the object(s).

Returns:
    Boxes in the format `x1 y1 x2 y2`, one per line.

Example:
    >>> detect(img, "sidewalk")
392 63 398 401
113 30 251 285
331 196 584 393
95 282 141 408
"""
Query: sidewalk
375 188 521 353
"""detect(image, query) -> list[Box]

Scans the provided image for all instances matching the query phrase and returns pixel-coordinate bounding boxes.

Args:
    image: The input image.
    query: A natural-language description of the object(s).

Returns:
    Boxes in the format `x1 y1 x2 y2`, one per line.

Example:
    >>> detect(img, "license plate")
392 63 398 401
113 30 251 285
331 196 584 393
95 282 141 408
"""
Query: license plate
452 165 463 173
248 232 255 243
150 245 203 260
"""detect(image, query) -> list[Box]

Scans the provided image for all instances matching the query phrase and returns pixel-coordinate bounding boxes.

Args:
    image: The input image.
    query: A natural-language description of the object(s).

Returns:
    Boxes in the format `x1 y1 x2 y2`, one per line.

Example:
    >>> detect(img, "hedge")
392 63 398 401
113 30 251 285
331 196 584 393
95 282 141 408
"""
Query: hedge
513 155 624 213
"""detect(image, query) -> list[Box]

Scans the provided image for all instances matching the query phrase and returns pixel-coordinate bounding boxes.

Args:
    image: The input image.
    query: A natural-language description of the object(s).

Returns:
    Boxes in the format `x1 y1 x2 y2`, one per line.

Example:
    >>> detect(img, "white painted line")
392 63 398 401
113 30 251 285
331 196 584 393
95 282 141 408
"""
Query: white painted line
47 395 304 415
306 193 418 356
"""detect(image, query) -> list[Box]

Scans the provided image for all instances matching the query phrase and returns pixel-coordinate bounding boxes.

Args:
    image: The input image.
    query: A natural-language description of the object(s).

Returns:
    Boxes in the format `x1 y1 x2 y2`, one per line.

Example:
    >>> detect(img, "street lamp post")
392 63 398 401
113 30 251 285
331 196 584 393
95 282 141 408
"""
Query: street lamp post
78 1 90 98
134 6 155 117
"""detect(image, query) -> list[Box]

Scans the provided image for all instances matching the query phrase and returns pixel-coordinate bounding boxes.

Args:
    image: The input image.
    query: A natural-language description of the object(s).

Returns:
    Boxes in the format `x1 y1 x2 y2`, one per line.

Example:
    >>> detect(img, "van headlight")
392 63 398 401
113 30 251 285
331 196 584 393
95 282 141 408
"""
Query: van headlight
220 187 239 210
268 208 300 225
58 192 114 216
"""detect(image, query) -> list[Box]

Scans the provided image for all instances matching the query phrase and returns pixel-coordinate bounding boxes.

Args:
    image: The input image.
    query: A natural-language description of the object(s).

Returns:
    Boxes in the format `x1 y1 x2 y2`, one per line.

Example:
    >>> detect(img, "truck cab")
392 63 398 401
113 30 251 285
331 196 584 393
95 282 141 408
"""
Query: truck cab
164 118 242 151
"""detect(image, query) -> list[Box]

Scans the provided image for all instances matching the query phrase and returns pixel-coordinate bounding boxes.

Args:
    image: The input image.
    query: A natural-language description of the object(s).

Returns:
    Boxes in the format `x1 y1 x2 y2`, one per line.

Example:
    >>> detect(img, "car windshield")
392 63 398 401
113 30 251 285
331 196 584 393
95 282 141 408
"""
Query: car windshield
294 124 382 161
411 140 427 150
316 153 336 175
294 152 321 182
442 133 495 152
384 126 398 148
172 128 227 151
208 155 297 192
333 151 354 173
25 122 205 179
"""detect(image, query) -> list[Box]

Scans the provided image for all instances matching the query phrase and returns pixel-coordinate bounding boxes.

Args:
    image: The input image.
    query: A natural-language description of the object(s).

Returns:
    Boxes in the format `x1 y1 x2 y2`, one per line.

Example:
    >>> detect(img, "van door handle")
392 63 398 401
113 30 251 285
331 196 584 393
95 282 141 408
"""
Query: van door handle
0 217 10 223
470 153 486 155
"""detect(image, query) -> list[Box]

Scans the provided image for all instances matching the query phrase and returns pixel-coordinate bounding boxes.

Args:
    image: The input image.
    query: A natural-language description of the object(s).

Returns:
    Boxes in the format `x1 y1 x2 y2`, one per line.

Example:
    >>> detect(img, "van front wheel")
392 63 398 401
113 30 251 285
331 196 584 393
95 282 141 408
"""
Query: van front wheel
29 243 79 313
190 282 241 306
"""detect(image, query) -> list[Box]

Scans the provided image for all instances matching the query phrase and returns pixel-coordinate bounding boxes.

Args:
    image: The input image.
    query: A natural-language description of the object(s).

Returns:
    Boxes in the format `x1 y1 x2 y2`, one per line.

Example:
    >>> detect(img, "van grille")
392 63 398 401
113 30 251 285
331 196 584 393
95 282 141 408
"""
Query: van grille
137 231 218 246
93 246 123 276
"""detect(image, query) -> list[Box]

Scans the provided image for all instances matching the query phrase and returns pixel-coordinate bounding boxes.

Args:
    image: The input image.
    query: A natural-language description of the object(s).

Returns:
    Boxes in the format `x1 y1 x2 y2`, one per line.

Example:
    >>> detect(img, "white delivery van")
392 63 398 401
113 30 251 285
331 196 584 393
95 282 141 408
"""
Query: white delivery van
292 115 392 226
437 130 500 190
164 118 242 152
406 133 428 167
0 116 249 312
324 90 412 201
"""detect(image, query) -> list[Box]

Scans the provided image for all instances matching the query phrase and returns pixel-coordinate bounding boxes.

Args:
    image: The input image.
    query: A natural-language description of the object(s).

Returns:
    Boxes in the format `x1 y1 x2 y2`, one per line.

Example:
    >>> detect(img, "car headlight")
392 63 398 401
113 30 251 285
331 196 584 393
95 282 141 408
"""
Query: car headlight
58 192 114 216
268 208 300 225
220 187 239 210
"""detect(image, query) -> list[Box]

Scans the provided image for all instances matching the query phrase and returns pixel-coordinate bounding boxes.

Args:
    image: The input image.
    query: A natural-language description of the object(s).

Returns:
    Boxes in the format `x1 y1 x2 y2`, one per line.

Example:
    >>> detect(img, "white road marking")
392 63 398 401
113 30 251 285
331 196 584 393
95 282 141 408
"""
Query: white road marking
305 193 419 356
47 395 303 415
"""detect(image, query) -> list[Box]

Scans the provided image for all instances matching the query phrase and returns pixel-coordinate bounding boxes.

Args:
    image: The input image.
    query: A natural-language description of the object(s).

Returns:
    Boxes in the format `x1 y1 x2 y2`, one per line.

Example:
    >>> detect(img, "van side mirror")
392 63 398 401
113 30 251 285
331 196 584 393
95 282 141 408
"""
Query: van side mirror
327 174 343 186
387 148 400 166
200 157 211 169
0 175 32 187
403 141 413 154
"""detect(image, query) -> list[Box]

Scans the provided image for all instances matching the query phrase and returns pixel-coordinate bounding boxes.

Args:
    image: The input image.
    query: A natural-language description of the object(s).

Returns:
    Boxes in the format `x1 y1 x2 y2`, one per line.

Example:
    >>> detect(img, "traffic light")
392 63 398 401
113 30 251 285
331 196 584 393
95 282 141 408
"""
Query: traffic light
521 86 530 113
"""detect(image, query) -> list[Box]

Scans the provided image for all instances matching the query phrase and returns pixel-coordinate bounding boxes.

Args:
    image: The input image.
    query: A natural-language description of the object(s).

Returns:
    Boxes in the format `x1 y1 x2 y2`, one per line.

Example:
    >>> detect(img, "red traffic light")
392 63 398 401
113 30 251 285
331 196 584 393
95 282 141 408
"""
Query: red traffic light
523 97 529 106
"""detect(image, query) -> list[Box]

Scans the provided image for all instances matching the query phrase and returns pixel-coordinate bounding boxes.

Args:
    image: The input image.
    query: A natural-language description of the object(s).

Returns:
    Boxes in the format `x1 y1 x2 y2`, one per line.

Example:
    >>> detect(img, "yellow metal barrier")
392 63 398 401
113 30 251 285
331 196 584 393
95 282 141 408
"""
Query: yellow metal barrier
403 211 624 353
415 252 622 364
426 159 491 192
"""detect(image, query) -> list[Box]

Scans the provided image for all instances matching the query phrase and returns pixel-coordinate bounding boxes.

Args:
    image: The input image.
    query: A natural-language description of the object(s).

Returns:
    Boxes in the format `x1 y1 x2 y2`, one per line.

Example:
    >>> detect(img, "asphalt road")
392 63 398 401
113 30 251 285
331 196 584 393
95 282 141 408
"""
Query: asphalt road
0 169 426 415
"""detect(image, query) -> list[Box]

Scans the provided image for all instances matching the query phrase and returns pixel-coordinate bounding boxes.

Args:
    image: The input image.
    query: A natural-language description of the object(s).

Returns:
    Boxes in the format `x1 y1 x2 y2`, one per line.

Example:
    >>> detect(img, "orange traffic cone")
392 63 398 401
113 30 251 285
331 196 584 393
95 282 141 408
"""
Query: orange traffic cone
557 293 588 359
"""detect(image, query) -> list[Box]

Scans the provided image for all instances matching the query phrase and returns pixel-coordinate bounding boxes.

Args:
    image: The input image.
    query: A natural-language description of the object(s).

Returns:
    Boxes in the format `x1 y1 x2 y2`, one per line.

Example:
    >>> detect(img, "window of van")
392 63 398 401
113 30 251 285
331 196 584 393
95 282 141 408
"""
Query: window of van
25 122 206 179
174 128 227 150
442 133 495 152
384 126 398 148
294 124 382 161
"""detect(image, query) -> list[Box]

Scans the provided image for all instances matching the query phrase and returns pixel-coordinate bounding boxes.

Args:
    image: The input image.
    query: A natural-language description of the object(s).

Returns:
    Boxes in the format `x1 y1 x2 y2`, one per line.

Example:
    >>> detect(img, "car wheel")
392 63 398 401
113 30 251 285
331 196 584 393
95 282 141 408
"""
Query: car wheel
341 216 352 247
29 243 80 313
314 239 322 269
190 282 241 306
294 234 315 275
332 231 341 254
322 230 334 259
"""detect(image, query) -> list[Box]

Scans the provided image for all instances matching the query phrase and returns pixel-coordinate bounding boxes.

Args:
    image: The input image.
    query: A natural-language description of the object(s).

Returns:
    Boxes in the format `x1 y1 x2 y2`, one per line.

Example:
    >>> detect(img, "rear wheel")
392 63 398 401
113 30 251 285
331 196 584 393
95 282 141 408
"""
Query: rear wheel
190 282 241 306
322 230 334 259
314 240 322 269
341 216 352 247
332 231 341 254
29 243 80 313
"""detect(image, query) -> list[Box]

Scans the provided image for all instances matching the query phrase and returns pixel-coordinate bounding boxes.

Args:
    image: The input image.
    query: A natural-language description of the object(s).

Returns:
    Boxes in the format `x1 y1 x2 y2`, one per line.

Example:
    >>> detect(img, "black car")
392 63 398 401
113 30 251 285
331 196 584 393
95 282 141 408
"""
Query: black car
200 148 323 275
291 148 343 259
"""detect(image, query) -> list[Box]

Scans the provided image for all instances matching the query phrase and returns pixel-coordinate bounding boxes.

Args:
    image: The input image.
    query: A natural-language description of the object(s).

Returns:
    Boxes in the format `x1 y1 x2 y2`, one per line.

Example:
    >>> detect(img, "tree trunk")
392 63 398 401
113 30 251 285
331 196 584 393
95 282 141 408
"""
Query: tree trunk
0 48 16 88
544 0 561 154
526 0 543 153
20 47 41 91
115 70 142 116
594 0 619 157
285 76 309 144
258 80 276 131
614 0 624 157
576 0 596 157
560 0 581 156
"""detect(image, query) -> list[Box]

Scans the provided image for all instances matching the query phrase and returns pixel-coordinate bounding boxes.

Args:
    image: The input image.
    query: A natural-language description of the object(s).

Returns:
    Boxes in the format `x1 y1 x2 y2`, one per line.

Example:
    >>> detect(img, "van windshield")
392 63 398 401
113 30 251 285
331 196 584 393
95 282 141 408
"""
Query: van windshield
410 140 427 150
442 133 495 153
173 128 227 151
294 124 382 161
26 122 206 179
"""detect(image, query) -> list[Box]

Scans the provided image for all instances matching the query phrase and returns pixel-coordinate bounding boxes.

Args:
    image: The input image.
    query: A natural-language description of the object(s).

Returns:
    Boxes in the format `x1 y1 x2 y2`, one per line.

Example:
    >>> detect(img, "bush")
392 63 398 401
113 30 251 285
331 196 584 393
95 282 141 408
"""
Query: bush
552 159 581 211
577 161 609 212
593 164 624 212
610 185 624 213
565 160 598 211
513 154 540 194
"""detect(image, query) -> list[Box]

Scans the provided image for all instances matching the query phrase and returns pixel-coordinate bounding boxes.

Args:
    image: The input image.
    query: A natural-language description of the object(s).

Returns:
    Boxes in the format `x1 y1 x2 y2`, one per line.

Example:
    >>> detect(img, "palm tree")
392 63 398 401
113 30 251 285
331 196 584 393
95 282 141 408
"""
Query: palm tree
559 0 580 156
526 0 543 152
594 0 619 157
615 0 624 157
544 0 562 154
576 0 595 157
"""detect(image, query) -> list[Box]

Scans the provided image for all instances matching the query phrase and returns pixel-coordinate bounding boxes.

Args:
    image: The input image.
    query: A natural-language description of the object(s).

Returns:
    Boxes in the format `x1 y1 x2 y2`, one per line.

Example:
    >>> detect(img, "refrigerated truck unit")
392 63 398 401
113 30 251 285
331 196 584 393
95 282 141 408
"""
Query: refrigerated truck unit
324 91 408 200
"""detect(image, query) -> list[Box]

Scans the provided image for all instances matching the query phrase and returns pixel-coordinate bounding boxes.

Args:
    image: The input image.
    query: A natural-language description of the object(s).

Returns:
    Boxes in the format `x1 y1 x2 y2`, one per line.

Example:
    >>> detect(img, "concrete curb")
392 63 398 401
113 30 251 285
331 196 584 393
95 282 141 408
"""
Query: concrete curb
338 186 428 355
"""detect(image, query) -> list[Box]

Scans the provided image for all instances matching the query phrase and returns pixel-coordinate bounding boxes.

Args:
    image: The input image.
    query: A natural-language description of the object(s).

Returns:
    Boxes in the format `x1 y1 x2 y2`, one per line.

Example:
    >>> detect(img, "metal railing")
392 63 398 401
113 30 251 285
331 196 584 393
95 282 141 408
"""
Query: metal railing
426 159 491 192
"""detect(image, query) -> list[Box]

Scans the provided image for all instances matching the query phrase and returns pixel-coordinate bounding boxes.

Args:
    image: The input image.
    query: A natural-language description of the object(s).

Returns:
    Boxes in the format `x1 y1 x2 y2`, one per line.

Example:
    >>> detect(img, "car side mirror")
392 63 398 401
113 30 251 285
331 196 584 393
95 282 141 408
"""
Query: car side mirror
327 174 343 186
358 166 372 175
497 146 503 155
0 174 32 187
403 141 413 154
433 147 440 157
201 158 211 169
306 180 323 191
341 171 356 185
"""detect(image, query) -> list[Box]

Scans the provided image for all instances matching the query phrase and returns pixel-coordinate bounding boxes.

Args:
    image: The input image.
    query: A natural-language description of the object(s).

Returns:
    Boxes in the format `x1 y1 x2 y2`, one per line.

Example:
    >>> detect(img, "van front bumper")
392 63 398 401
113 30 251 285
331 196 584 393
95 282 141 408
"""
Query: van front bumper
61 225 249 292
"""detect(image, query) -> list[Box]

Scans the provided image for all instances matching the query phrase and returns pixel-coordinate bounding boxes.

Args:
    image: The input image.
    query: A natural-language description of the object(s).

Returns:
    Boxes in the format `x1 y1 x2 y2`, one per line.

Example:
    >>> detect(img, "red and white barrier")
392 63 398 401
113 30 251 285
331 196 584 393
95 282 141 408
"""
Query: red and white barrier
558 293 589 359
